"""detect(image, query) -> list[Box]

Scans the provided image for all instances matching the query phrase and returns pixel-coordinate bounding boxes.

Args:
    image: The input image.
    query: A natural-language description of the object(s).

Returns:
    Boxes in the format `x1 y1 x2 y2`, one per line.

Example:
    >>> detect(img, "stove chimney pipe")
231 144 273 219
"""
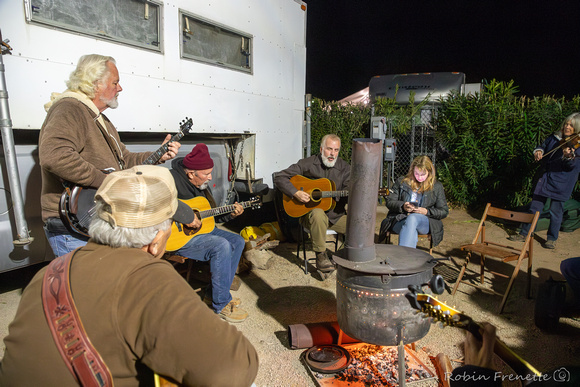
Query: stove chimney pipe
344 138 383 262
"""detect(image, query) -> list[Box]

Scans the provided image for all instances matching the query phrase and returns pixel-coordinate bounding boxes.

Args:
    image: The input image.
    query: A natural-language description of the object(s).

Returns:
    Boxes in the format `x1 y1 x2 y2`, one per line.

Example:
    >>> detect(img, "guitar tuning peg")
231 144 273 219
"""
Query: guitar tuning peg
436 321 445 329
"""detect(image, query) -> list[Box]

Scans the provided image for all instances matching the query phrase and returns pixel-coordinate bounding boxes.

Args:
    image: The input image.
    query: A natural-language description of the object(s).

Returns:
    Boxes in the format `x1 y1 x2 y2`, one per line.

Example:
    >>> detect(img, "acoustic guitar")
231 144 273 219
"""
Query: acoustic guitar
58 118 194 237
165 196 262 251
407 292 542 380
282 175 389 218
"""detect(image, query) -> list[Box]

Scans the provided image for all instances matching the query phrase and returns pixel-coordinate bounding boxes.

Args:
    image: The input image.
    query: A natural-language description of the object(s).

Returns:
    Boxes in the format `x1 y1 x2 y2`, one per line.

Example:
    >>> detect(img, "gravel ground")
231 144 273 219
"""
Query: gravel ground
2 205 580 386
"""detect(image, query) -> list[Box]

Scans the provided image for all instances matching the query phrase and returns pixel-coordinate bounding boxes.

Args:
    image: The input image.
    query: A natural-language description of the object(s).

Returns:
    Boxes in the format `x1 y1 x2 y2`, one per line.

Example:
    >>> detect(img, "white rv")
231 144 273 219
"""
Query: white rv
0 0 307 272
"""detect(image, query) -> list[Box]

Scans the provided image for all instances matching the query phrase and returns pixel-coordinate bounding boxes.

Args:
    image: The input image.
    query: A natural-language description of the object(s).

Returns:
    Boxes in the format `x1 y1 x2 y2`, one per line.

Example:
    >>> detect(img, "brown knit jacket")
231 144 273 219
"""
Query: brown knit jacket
39 94 151 221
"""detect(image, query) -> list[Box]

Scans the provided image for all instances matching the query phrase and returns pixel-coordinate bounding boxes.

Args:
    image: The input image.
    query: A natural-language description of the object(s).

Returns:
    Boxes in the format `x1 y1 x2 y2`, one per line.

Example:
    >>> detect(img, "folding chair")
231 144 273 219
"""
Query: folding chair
297 227 340 274
383 230 433 255
451 203 540 314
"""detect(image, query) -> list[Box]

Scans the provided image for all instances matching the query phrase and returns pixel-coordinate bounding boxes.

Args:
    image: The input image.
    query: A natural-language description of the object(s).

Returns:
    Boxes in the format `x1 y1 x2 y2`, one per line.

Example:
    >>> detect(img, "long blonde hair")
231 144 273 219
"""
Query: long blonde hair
402 155 436 193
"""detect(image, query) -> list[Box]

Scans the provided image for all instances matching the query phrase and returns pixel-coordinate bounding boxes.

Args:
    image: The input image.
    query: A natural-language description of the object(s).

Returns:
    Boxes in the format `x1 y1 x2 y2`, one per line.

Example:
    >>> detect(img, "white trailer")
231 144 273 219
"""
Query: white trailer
0 0 307 272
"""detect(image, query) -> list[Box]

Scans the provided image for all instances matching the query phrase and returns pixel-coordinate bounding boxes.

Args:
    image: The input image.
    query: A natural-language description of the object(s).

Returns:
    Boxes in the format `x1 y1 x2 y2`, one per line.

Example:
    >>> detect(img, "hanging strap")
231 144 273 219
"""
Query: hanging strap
42 250 114 387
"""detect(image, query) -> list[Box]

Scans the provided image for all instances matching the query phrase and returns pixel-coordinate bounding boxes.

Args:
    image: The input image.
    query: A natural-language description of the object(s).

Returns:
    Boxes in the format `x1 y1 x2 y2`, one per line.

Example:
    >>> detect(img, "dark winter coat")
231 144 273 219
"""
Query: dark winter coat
380 177 449 246
170 157 232 223
533 134 580 201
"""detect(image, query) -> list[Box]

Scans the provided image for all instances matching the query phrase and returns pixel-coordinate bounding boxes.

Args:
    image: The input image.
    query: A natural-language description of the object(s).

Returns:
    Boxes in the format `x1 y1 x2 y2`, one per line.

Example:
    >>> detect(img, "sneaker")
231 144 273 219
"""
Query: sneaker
204 295 241 307
219 302 248 323
544 240 556 249
507 234 526 242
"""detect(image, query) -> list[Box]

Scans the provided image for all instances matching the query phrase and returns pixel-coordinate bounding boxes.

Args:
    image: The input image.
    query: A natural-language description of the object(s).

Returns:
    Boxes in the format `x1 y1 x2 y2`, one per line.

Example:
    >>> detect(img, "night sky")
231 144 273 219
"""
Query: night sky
305 1 580 101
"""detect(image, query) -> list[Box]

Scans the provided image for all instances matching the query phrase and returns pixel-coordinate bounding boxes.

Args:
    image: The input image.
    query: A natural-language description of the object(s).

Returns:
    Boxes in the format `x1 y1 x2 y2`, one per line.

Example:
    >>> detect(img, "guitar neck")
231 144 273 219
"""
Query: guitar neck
143 131 186 166
320 190 348 199
465 321 541 379
198 201 253 220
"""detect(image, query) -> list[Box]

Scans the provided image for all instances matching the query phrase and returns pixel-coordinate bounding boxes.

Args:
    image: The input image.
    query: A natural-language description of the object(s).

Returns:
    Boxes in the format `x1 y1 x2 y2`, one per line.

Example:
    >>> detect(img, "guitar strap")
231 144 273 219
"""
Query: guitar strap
94 113 125 170
41 249 114 387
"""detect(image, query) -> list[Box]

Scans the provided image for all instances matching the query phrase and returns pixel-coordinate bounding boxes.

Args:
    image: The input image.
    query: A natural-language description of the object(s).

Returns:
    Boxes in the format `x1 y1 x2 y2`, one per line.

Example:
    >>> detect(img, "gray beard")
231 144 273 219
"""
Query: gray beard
101 95 119 109
321 155 337 168
199 181 209 190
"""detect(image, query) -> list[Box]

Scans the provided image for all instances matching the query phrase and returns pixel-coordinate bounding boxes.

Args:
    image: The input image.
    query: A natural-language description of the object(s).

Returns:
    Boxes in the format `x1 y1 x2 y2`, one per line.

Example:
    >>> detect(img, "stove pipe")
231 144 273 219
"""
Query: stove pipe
333 138 435 346
344 138 383 262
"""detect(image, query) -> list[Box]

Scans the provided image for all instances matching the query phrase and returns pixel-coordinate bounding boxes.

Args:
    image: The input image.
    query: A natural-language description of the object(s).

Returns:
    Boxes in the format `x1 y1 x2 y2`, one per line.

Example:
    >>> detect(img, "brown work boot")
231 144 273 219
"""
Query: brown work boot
316 251 334 272
219 301 248 323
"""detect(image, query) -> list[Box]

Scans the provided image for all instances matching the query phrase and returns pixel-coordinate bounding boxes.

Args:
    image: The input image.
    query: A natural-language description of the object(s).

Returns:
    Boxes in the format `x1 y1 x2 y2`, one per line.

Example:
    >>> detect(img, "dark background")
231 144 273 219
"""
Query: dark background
305 1 580 101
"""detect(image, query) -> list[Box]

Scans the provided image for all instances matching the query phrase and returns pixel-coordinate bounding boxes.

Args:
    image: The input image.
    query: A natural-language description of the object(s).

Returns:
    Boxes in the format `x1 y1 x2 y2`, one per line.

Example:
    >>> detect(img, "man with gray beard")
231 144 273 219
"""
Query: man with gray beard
39 54 180 257
274 134 350 273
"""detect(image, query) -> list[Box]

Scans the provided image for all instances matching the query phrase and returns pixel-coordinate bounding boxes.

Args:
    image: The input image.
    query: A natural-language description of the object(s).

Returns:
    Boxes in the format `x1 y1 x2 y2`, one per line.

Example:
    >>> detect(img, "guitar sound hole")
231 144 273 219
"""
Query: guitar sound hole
311 190 322 201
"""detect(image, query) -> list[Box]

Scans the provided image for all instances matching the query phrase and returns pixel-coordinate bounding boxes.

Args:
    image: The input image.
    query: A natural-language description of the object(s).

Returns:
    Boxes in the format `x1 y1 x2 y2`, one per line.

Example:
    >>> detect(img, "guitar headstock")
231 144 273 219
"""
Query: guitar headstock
408 293 474 331
179 117 194 134
378 187 390 196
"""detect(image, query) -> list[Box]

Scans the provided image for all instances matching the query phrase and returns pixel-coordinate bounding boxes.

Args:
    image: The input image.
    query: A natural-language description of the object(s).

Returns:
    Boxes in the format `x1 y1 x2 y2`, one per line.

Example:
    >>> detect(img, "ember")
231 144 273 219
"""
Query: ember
337 344 433 386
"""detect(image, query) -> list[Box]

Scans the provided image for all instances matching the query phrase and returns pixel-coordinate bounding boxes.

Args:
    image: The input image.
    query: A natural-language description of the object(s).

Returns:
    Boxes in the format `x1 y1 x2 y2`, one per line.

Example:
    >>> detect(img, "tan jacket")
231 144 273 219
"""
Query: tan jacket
0 242 259 386
39 92 151 221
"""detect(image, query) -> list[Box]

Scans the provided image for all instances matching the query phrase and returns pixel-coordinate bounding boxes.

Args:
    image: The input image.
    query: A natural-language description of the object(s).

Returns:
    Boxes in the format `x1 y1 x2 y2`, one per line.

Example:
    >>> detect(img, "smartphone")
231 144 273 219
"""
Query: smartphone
409 201 419 208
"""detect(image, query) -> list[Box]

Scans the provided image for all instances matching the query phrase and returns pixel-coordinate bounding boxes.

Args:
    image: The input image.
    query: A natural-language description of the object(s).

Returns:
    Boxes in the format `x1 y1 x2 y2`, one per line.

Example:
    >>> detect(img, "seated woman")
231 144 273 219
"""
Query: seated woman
379 155 449 249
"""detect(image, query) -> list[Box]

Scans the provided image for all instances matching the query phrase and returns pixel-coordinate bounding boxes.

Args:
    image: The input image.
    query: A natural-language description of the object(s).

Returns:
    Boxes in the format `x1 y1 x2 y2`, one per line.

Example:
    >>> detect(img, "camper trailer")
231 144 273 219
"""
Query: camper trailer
0 0 307 273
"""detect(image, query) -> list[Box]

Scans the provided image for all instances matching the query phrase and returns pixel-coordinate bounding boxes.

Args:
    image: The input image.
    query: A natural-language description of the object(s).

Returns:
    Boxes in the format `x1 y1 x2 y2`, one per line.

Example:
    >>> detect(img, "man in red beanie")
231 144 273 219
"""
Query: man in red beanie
169 143 248 323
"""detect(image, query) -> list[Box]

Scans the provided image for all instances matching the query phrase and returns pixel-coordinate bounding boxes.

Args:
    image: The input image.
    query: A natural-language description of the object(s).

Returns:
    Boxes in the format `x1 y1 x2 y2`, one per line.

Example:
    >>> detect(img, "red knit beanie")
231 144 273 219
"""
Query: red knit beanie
183 143 214 170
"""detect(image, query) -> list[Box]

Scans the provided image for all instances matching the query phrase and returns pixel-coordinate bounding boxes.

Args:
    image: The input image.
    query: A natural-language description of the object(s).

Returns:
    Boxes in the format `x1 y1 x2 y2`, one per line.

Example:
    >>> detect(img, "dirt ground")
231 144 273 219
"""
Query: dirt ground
1 204 579 386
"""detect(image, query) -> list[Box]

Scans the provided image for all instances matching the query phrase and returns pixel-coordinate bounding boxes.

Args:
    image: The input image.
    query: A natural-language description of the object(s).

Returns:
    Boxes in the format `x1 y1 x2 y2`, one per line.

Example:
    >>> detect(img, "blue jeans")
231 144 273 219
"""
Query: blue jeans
392 213 430 248
44 219 89 257
519 195 564 242
176 227 245 313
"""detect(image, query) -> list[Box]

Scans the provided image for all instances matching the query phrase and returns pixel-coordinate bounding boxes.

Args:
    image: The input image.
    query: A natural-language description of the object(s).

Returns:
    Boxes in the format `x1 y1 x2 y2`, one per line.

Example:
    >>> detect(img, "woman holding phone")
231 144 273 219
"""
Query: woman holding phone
379 155 449 249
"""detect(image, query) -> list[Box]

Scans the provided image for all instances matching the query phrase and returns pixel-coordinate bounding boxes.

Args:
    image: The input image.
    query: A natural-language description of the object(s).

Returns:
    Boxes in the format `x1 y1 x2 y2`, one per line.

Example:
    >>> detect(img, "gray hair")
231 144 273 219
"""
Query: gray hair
559 112 580 136
88 201 172 248
66 54 116 99
320 134 341 149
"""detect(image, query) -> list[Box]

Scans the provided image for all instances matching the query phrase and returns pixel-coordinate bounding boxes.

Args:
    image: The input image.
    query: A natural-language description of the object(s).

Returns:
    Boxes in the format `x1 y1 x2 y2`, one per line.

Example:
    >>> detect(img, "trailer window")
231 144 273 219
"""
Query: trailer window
28 0 162 52
180 12 252 73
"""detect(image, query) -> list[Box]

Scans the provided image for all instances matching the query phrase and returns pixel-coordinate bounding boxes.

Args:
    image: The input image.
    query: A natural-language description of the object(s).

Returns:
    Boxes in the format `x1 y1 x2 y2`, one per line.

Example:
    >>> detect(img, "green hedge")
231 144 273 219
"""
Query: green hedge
310 80 580 209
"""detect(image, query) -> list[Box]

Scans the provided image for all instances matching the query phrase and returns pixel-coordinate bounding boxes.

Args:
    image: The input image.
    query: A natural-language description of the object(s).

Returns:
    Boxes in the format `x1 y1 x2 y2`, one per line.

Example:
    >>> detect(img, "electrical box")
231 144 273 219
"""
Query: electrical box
384 138 396 161
370 116 386 140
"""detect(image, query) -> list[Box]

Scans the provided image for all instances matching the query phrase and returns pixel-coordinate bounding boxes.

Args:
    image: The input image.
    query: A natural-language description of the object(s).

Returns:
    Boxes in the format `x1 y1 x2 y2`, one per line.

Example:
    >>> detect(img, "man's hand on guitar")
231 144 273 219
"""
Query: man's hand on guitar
464 322 497 370
293 190 311 203
159 134 182 163
185 216 202 232
231 203 244 218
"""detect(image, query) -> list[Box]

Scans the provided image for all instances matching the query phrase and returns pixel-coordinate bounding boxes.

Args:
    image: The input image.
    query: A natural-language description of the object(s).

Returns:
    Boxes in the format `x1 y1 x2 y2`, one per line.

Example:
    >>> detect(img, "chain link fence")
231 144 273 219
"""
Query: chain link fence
375 105 439 189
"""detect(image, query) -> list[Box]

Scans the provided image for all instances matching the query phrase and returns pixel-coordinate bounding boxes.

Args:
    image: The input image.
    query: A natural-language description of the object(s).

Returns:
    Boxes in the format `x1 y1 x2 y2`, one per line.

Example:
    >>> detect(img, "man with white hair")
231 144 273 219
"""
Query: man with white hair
0 165 258 386
39 54 181 257
274 134 350 273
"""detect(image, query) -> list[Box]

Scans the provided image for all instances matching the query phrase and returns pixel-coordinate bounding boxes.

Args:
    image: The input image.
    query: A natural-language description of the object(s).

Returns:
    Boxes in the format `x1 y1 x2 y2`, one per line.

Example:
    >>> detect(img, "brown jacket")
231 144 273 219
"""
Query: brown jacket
39 93 151 221
0 242 259 387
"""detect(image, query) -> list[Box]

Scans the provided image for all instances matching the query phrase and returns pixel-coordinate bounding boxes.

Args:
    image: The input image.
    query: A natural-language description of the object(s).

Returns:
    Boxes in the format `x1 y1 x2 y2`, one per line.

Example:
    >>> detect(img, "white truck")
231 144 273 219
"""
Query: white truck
0 0 307 273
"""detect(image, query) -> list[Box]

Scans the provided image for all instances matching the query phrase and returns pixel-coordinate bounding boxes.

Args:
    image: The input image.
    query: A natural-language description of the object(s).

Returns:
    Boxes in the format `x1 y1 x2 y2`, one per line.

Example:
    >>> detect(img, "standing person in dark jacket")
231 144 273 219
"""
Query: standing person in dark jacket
169 144 248 323
380 155 449 249
274 134 350 273
509 113 580 249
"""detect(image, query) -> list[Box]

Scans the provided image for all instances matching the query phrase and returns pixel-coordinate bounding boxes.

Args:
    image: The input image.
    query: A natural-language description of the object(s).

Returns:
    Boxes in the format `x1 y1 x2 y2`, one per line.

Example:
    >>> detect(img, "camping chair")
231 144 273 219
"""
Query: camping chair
451 203 540 314
383 230 433 255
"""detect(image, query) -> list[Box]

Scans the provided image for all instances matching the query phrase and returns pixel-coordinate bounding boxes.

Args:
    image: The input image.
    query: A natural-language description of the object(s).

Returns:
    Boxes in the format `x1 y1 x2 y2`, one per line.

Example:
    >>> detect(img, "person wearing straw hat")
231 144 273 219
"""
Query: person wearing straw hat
0 165 258 387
